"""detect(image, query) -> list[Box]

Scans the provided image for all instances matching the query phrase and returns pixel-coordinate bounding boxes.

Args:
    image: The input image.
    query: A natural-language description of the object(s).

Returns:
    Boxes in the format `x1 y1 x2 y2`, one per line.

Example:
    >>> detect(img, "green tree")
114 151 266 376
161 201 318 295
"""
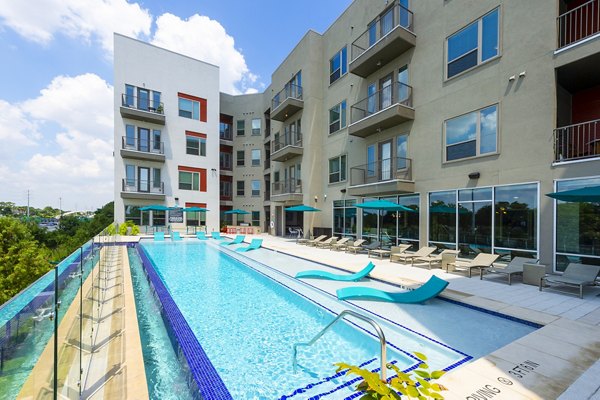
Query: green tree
0 217 52 304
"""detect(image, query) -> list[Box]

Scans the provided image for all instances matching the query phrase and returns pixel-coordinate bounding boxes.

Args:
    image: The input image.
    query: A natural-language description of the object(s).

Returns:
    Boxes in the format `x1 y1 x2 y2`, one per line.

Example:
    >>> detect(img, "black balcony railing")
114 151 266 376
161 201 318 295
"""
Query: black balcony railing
553 119 600 162
121 94 164 114
272 84 303 111
272 179 302 196
220 182 232 200
121 136 164 154
557 0 600 49
122 179 164 194
350 81 413 124
351 1 414 62
220 123 233 140
349 157 412 186
272 130 303 153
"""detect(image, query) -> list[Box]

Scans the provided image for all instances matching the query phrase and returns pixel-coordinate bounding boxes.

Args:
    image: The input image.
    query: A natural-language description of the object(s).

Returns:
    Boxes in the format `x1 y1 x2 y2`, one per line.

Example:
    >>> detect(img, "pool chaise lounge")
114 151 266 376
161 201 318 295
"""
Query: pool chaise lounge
336 276 449 304
295 262 376 281
236 239 263 252
480 256 538 285
196 232 208 240
221 235 245 246
211 232 222 239
540 263 600 299
154 232 165 241
171 232 182 241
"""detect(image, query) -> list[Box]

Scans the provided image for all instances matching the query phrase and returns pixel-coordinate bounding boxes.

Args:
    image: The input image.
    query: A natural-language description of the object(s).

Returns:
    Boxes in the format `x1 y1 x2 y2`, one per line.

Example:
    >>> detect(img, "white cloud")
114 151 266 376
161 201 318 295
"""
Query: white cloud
0 74 114 210
0 0 152 53
151 13 259 94
0 100 41 158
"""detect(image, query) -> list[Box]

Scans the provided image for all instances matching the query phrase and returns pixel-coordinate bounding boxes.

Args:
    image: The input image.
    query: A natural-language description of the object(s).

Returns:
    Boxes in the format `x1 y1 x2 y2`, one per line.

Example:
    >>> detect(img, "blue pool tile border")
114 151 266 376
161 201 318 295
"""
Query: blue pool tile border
135 244 233 400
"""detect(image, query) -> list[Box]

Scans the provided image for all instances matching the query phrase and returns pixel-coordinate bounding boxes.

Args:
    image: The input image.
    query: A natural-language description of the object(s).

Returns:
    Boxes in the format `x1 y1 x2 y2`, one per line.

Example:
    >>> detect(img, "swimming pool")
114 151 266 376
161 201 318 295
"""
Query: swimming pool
137 240 537 399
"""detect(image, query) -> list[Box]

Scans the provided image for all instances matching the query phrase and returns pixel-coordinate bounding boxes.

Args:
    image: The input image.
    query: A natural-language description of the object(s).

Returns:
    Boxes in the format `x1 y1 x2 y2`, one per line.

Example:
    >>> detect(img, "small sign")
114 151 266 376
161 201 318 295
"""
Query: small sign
169 208 184 223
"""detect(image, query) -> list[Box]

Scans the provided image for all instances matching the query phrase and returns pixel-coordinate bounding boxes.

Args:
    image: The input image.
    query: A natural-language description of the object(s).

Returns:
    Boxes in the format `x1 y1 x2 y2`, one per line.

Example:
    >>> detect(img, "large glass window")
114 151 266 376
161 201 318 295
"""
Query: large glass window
429 190 457 249
367 145 376 177
397 134 408 169
329 46 348 85
124 205 148 226
379 195 398 248
125 124 135 148
555 177 600 272
186 135 206 156
458 188 493 258
361 197 379 243
447 8 499 78
494 184 537 257
329 100 347 134
445 104 497 162
178 97 200 120
398 194 420 249
152 168 161 189
153 210 166 226
251 149 261 166
333 199 357 239
179 171 199 191
329 155 347 184
152 130 161 152
125 164 135 186
251 118 261 136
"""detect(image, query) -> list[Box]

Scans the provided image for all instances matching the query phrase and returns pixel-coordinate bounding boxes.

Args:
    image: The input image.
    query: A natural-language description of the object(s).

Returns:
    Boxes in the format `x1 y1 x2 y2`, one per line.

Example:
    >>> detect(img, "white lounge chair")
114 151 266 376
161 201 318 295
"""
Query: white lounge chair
392 246 437 265
343 239 366 253
388 244 413 262
329 237 350 251
446 253 499 278
415 249 459 270
540 263 600 299
316 237 339 248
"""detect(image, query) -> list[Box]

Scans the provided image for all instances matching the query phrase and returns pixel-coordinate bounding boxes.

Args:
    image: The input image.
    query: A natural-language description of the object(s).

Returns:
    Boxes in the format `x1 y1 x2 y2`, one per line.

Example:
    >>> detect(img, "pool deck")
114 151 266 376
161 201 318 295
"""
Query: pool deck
232 233 600 400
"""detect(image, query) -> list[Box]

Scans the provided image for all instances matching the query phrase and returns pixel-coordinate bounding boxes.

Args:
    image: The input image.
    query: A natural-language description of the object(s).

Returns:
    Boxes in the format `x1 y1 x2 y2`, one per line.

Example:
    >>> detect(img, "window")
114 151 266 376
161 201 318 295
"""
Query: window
251 180 260 197
220 152 232 170
251 118 261 136
125 205 148 226
237 150 245 166
447 8 499 78
179 171 199 190
274 171 280 183
125 85 135 107
251 149 261 166
397 134 408 169
125 164 135 186
125 124 135 147
237 120 245 136
329 155 347 183
329 46 348 84
252 211 260 227
333 199 357 239
445 104 497 161
152 91 161 112
367 145 376 177
429 190 457 247
179 98 200 119
152 168 161 189
329 101 347 134
237 180 245 196
220 121 232 140
186 133 206 156
185 202 207 226
152 130 162 152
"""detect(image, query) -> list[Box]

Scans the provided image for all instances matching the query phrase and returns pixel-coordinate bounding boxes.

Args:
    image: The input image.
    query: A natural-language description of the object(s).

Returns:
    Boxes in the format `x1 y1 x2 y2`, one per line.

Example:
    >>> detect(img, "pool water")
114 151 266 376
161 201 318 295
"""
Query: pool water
139 241 536 399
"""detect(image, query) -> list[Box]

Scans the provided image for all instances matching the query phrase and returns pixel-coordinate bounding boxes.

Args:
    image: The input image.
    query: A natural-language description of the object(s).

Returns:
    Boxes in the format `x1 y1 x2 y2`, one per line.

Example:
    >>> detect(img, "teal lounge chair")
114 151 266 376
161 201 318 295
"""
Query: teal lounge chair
196 232 208 240
236 238 263 252
221 235 245 246
211 232 222 239
171 232 182 241
336 276 449 304
154 232 165 241
295 262 376 282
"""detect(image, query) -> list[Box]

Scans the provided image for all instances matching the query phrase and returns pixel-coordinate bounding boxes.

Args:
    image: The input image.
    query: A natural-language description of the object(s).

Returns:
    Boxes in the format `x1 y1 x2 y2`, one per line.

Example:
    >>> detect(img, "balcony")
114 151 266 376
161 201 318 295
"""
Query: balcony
271 131 303 162
349 81 414 138
271 84 303 121
120 137 165 162
121 179 165 200
350 1 415 78
553 119 600 163
557 0 600 50
220 123 233 144
348 157 414 196
271 179 302 203
120 94 165 125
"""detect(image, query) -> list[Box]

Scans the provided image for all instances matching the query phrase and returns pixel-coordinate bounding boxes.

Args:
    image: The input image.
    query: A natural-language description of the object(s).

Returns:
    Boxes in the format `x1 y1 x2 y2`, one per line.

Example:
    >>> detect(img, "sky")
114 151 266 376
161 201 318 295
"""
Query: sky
0 0 353 211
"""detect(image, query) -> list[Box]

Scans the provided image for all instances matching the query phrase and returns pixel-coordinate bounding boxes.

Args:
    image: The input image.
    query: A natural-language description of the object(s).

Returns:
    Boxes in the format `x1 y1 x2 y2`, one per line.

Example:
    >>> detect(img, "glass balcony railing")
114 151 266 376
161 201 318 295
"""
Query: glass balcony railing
557 0 600 49
272 84 303 111
349 157 412 186
121 136 164 154
272 130 303 153
272 179 302 196
553 119 600 162
121 94 164 114
121 179 165 194
350 81 413 124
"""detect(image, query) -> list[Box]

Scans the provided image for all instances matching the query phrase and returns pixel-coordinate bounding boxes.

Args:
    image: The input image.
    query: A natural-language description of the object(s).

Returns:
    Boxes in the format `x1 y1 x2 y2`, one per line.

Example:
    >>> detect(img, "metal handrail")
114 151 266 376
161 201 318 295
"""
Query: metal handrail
350 157 412 186
292 310 387 380
557 0 600 48
272 83 303 111
553 118 600 162
350 81 413 124
272 130 303 153
120 94 164 114
121 136 164 154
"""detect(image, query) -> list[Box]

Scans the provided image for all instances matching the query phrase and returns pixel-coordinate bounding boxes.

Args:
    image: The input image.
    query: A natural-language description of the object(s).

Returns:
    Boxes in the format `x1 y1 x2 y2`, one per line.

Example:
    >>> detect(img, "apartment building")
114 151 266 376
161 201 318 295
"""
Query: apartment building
115 0 600 272
114 34 220 232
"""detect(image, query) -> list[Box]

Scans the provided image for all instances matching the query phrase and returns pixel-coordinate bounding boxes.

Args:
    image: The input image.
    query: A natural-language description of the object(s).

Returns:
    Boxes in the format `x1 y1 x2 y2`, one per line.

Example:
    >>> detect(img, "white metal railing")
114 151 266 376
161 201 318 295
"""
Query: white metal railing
553 119 600 162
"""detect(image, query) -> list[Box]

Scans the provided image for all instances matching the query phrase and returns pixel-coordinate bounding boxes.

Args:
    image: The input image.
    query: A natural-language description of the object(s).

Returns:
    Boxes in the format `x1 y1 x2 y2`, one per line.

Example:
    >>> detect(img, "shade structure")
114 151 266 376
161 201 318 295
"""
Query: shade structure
182 207 210 212
546 186 600 202
355 200 414 212
139 205 173 211
224 209 251 215
284 205 321 212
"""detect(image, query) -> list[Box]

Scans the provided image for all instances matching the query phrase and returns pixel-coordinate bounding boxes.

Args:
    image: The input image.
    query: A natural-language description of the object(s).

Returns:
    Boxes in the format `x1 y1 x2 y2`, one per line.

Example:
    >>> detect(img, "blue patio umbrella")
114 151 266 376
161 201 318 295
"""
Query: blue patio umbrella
546 186 600 202
139 205 173 211
284 205 321 212
355 200 414 212
182 207 210 212
224 209 250 224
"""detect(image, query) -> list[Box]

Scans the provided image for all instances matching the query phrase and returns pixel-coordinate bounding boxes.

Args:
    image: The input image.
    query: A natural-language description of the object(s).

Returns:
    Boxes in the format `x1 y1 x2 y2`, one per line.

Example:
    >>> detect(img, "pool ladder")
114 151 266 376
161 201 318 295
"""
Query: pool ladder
292 310 388 380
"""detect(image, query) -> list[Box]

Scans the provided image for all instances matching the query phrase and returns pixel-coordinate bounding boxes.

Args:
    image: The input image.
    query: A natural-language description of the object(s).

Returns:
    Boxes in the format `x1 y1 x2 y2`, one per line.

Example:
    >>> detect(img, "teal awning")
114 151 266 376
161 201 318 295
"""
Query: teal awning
546 186 600 202
285 205 321 212
355 200 414 212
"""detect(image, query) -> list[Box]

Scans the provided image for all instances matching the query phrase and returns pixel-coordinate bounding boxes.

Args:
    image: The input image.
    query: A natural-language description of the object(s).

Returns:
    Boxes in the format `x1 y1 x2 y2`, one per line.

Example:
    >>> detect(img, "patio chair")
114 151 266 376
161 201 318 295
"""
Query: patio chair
480 257 537 285
316 237 339 248
540 263 600 299
392 246 436 265
211 232 222 240
328 237 350 250
389 244 413 262
236 238 263 253
337 276 449 304
446 253 499 278
415 249 459 270
171 232 182 241
196 232 208 240
296 262 375 281
153 232 165 241
349 240 381 255
343 239 366 253
220 235 245 246
306 235 328 247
